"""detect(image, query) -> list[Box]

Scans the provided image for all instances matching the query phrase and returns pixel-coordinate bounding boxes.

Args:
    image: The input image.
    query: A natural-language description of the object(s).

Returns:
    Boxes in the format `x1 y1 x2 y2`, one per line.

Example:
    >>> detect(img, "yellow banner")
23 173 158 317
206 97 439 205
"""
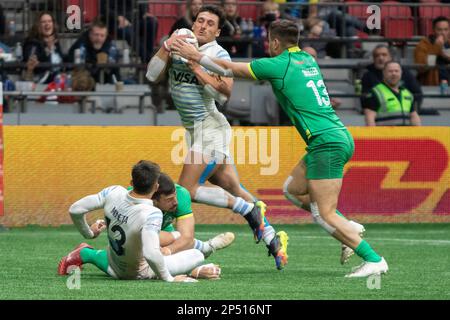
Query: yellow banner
1 126 449 226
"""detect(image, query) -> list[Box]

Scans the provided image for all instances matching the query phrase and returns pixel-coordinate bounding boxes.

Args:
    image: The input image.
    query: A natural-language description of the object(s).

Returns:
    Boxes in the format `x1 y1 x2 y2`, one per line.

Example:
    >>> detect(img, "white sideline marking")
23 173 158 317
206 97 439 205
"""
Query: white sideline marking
4 231 450 245
195 232 450 245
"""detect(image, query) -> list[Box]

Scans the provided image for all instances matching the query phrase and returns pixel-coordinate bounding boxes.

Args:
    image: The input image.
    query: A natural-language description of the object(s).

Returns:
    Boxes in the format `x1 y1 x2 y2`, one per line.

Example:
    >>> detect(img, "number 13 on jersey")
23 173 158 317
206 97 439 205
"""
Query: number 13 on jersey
307 80 331 107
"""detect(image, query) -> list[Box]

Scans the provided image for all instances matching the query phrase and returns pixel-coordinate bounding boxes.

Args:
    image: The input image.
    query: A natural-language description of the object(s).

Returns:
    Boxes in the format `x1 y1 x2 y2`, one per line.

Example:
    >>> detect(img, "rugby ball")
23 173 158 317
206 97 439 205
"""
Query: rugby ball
171 28 199 63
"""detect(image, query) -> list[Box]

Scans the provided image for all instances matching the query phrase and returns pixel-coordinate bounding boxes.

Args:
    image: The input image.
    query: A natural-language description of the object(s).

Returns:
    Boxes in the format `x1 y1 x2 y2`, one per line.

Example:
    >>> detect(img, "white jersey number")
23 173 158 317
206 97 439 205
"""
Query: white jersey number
106 216 126 256
306 80 331 107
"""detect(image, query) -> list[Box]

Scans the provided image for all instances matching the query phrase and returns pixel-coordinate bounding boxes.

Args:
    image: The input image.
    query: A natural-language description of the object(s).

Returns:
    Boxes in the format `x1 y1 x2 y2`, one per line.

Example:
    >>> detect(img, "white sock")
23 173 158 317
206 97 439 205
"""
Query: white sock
164 249 204 275
194 186 228 208
263 225 276 245
232 197 254 216
193 239 213 256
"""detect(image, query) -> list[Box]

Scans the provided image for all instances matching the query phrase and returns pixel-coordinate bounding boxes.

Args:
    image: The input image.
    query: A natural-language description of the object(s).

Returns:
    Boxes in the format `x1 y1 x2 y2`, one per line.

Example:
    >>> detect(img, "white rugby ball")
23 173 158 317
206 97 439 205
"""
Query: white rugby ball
171 28 199 63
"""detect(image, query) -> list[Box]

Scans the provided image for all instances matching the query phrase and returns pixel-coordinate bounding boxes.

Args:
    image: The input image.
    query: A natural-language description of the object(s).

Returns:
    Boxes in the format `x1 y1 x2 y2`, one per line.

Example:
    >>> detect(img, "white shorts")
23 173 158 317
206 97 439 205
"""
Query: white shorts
107 263 157 280
186 111 232 161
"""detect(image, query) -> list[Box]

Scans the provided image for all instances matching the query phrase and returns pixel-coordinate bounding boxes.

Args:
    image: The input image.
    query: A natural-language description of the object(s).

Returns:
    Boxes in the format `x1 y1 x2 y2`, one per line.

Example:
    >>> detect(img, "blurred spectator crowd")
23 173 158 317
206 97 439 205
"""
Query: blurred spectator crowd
0 0 448 125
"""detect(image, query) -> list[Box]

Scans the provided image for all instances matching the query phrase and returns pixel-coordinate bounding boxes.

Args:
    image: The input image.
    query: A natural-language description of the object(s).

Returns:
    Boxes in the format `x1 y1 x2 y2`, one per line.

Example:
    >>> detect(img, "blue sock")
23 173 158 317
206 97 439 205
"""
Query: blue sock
232 197 254 216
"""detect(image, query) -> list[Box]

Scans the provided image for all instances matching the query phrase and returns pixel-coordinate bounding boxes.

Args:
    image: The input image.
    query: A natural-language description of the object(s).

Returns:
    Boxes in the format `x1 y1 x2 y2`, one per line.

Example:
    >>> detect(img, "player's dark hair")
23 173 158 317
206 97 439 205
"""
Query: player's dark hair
152 172 176 200
432 16 449 29
131 160 161 195
197 5 226 29
269 19 299 47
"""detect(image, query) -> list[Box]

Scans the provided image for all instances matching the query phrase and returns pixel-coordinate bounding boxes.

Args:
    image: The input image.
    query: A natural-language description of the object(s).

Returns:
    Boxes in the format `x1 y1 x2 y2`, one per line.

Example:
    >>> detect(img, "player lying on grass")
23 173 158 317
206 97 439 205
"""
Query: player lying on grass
58 160 221 281
150 172 235 258
171 19 388 278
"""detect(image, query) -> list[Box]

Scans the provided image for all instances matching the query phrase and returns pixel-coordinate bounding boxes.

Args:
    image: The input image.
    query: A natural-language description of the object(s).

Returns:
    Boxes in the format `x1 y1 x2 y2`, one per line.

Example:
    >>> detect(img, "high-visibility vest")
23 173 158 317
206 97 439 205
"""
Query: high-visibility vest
372 83 414 126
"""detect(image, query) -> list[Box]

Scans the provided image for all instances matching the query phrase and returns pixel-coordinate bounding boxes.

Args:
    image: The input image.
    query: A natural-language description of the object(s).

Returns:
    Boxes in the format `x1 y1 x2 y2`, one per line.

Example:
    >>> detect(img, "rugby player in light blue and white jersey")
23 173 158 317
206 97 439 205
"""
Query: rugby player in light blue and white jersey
146 5 288 270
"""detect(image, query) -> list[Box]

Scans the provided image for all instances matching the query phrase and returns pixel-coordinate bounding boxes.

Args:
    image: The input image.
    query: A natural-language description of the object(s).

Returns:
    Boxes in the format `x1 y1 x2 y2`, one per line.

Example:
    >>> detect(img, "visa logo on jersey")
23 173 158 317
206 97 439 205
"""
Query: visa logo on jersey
171 70 200 85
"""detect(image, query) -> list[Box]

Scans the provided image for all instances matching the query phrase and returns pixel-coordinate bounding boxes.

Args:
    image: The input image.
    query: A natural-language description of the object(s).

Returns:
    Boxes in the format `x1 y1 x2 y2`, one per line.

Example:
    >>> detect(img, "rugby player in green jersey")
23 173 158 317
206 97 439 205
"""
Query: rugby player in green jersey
152 172 235 258
172 19 388 277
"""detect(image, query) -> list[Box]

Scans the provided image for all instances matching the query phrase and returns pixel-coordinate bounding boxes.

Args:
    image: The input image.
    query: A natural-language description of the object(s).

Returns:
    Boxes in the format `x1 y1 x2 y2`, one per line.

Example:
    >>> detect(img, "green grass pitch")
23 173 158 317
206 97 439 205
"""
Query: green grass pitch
1 224 449 300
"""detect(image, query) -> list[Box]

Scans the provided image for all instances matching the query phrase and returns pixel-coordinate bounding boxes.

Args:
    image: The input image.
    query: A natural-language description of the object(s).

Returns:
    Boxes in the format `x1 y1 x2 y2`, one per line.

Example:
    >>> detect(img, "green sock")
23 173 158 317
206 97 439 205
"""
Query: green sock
355 240 382 263
336 210 347 220
80 248 109 274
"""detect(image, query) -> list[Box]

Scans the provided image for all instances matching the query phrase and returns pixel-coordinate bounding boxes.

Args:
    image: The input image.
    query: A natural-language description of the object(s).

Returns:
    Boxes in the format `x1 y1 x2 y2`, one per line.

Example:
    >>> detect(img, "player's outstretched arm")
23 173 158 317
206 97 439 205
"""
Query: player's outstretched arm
69 186 119 239
69 195 105 239
171 39 252 79
188 60 233 98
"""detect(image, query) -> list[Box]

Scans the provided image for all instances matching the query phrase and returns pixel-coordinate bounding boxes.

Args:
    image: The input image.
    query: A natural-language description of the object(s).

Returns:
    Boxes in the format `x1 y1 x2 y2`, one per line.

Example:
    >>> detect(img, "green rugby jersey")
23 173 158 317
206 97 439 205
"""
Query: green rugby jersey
249 46 346 144
161 184 193 230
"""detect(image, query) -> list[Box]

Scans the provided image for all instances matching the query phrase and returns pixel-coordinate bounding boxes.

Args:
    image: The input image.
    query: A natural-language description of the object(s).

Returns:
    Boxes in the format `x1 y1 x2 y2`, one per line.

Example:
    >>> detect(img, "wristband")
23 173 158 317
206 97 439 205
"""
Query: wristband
163 40 171 52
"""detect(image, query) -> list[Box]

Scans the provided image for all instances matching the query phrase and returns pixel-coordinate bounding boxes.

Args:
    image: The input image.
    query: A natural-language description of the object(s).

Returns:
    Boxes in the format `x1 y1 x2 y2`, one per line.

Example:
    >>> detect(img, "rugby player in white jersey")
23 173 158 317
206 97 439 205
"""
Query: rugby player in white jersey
146 5 288 270
58 160 220 281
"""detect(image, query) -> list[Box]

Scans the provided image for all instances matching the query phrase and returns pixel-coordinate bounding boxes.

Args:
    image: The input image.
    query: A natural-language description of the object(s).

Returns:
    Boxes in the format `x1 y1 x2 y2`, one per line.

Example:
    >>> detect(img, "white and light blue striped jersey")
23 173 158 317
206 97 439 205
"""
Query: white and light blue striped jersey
82 185 163 279
169 40 231 128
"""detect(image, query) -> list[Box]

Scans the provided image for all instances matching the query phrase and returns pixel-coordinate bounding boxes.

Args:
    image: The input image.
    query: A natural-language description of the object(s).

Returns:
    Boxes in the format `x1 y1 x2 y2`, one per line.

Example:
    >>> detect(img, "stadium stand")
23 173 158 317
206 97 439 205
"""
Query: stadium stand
0 0 449 127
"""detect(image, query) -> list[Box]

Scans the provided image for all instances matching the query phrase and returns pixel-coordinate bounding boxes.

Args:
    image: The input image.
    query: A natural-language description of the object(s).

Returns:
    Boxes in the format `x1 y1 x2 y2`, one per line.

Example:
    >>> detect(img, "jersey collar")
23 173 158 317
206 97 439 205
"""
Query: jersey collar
199 40 218 52
287 46 301 53
127 191 154 206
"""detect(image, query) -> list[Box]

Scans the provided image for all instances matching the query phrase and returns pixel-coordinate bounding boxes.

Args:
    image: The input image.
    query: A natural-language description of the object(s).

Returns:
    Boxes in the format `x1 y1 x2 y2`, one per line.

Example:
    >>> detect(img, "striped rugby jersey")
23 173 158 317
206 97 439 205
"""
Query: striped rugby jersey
169 40 231 128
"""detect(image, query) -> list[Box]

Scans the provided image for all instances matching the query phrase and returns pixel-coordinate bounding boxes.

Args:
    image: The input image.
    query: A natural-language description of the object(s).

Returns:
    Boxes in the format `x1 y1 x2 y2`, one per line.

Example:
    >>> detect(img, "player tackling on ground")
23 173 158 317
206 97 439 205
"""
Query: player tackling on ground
58 160 220 281
172 19 388 277
146 5 288 270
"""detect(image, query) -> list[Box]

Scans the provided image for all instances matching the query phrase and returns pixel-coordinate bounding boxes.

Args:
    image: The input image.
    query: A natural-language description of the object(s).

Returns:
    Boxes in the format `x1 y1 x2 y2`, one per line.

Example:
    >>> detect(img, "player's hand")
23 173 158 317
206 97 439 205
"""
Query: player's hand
190 263 221 280
165 30 191 50
160 247 172 256
90 219 106 238
172 39 202 62
173 274 198 283
186 59 201 73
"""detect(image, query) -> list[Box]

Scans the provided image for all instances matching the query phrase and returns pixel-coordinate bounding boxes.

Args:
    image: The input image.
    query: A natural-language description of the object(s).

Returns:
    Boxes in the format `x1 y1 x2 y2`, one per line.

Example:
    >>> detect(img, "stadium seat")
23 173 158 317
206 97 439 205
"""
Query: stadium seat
380 1 414 39
419 5 450 36
238 0 261 21
148 1 180 46
347 2 369 22
66 0 98 23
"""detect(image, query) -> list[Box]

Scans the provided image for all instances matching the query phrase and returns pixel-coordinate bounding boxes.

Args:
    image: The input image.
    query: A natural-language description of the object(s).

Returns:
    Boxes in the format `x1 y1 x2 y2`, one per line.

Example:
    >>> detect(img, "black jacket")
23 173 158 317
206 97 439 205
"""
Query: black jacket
100 0 149 29
23 37 66 83
67 31 120 83
361 63 423 107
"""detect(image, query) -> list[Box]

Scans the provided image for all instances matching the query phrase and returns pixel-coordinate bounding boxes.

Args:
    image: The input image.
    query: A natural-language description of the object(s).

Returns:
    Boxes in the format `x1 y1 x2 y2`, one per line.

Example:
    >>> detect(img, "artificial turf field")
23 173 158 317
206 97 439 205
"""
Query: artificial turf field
1 223 449 300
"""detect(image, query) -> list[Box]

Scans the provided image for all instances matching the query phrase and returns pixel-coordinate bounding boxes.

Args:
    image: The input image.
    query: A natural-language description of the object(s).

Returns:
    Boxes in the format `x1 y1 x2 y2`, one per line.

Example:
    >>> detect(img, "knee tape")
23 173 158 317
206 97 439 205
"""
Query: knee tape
283 176 303 209
194 186 228 208
310 202 336 234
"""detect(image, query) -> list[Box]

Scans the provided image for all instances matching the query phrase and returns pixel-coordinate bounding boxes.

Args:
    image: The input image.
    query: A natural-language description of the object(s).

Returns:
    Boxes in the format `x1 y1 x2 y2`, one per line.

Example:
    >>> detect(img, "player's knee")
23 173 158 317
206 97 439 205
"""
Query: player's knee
310 202 336 234
283 176 306 196
283 176 308 208
180 184 199 200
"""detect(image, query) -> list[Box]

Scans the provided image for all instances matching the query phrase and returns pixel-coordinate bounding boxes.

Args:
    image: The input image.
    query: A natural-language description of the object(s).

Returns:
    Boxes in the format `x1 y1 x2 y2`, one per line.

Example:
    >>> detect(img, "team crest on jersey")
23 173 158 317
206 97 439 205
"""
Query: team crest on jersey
302 67 319 77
